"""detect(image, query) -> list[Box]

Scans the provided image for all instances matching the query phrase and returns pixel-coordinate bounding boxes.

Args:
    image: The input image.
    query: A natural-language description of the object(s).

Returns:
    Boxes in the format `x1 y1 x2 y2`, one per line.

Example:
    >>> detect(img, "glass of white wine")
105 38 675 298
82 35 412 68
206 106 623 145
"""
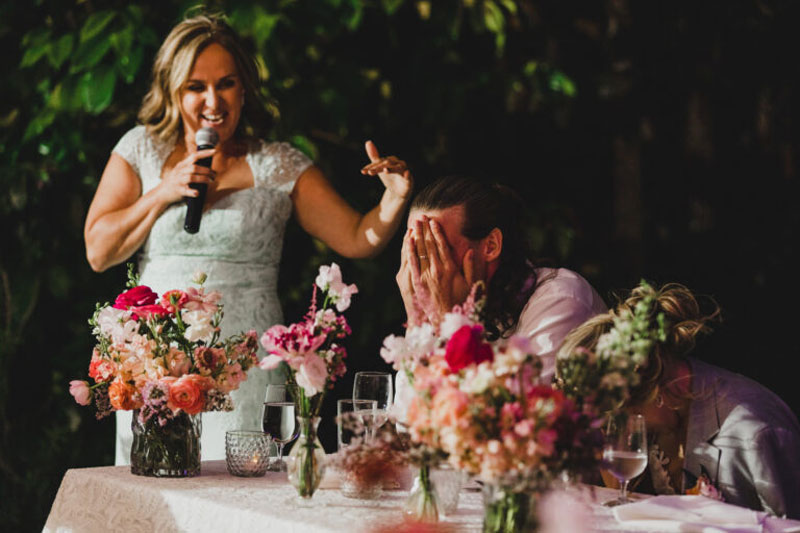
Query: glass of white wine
602 413 648 506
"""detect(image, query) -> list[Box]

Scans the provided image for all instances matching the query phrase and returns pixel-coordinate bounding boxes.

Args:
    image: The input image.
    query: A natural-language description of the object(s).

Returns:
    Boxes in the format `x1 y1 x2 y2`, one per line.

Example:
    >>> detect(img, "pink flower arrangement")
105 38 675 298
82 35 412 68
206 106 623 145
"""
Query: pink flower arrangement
259 263 354 416
381 288 602 488
71 268 259 425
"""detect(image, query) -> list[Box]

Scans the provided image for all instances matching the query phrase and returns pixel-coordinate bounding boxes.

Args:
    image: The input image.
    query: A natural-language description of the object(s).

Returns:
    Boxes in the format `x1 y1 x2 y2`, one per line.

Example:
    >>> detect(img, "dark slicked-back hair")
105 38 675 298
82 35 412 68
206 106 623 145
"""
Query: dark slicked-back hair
411 175 537 339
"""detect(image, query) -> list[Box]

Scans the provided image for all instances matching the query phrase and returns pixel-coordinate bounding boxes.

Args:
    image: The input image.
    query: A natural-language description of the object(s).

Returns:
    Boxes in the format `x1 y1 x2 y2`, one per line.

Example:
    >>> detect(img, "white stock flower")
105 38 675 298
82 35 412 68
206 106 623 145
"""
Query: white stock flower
97 306 138 345
439 312 475 339
183 309 215 343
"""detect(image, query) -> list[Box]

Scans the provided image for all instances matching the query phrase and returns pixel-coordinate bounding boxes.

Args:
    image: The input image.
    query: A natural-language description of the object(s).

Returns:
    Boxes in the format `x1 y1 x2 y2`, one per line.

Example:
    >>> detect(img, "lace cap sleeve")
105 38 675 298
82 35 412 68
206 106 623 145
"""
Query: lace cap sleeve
251 141 313 193
111 125 148 178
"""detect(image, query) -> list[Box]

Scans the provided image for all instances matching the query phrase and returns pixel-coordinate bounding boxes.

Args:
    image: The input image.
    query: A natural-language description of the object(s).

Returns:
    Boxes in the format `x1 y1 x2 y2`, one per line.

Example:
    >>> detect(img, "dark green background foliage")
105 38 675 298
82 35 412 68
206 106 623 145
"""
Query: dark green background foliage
1 1 798 530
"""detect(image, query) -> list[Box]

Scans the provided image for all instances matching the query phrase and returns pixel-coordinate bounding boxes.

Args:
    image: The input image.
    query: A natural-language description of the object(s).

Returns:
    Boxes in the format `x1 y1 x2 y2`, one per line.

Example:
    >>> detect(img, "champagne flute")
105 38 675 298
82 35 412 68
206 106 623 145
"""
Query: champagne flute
353 371 393 437
602 413 648 506
262 401 299 472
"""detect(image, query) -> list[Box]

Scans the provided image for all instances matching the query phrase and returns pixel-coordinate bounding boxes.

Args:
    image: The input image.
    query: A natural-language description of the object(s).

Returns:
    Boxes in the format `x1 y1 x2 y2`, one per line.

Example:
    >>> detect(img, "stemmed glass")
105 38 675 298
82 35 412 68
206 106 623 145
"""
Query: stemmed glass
262 384 299 472
602 413 648 506
352 371 393 438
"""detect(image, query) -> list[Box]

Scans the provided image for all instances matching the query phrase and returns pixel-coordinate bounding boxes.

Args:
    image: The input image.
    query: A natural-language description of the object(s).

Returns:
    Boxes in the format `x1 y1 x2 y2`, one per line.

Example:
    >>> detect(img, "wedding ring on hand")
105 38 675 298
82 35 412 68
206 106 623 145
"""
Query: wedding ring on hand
418 255 427 259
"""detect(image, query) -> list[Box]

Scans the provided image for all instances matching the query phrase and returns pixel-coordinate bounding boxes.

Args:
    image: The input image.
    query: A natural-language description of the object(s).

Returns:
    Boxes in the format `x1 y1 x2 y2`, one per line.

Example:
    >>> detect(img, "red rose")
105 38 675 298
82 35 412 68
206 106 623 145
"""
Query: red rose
130 304 170 321
113 286 158 310
444 325 493 372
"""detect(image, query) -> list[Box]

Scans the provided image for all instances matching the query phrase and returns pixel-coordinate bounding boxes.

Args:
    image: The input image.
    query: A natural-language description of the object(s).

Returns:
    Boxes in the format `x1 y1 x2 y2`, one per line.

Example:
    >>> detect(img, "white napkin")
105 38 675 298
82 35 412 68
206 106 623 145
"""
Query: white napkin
613 495 800 533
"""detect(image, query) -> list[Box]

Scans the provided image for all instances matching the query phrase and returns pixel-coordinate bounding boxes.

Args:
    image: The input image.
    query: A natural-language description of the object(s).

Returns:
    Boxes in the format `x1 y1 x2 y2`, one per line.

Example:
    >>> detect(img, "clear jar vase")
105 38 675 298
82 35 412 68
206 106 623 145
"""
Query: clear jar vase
340 468 384 500
130 409 201 477
287 416 326 498
404 463 439 523
482 484 539 533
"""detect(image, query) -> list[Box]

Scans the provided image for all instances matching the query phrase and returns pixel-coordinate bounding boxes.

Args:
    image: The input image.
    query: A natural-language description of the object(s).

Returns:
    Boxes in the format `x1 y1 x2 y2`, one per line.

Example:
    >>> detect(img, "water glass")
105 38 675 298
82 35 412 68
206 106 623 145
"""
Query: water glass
352 371 393 435
225 430 272 477
431 464 468 516
336 398 377 450
602 413 647 506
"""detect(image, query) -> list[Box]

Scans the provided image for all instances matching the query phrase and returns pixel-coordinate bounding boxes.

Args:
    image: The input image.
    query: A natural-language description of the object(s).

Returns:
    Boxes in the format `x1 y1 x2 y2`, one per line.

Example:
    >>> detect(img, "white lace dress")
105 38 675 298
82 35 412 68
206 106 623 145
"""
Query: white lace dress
111 125 312 464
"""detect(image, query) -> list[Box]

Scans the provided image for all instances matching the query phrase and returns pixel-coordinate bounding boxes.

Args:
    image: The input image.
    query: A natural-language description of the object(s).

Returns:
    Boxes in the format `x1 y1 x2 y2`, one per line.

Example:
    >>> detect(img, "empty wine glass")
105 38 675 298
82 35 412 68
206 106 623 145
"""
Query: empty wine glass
262 401 299 472
602 413 648 506
353 371 393 438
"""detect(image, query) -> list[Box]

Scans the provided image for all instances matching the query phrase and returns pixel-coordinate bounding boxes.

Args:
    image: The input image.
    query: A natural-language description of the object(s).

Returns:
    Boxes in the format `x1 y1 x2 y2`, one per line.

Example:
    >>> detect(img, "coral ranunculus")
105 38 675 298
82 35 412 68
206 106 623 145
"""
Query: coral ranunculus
444 325 494 372
113 285 158 310
69 380 92 406
108 379 142 410
165 374 210 415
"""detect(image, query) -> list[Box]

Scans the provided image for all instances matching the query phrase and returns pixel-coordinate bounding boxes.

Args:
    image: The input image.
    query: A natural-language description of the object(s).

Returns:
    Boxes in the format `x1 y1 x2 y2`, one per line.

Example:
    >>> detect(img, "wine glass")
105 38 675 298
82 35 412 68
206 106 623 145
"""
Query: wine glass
352 371 393 437
262 401 299 472
264 383 288 403
602 413 648 506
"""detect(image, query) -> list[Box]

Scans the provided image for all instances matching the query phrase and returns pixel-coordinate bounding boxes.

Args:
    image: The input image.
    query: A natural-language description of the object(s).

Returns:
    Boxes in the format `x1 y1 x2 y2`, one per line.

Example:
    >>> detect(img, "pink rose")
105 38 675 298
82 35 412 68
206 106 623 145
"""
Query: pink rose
444 325 493 372
165 374 210 415
113 286 158 310
69 380 91 406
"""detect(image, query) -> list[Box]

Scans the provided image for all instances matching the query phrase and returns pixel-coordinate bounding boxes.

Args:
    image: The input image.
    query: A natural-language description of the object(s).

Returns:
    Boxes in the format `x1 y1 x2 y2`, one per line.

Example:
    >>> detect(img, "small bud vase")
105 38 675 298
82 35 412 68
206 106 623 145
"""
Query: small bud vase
287 416 326 498
404 463 440 523
130 409 201 477
482 484 540 533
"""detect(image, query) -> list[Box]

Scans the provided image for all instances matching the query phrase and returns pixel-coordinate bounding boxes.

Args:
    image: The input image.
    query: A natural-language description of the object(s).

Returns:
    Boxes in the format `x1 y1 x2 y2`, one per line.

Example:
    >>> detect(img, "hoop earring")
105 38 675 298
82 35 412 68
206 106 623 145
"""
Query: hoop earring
655 394 664 408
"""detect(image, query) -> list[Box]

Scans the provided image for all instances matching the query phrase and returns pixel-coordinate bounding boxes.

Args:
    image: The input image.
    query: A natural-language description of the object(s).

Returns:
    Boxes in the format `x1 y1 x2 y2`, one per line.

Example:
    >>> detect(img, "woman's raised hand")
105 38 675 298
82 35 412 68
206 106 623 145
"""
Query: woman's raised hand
156 148 218 204
360 140 413 201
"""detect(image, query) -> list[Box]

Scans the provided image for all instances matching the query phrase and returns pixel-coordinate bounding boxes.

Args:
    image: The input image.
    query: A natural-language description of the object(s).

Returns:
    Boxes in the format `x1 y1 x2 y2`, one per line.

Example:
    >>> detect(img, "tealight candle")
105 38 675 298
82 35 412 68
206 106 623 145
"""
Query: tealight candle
226 431 271 477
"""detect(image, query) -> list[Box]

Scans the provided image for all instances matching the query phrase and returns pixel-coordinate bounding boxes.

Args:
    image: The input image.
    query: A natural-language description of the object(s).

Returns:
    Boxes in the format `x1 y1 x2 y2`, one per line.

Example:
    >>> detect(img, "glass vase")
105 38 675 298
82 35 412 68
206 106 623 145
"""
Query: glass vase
130 409 201 477
340 468 384 500
404 463 439 523
287 416 326 498
482 484 539 533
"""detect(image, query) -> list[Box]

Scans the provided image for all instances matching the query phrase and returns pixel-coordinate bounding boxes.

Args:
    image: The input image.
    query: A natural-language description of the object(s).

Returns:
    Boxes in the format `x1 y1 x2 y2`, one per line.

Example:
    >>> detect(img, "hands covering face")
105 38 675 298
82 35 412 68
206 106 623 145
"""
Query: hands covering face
396 216 476 326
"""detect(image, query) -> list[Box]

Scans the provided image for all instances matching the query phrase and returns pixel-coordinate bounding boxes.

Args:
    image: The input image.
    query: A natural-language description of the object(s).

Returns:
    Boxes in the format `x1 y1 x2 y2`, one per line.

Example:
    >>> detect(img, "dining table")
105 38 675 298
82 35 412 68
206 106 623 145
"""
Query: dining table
43 460 800 533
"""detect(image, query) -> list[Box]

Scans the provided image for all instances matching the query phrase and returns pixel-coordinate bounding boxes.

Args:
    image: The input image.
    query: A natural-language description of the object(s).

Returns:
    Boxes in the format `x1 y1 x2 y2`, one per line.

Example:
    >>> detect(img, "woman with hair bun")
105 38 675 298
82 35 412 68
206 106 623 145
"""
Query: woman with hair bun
84 14 413 464
559 283 800 518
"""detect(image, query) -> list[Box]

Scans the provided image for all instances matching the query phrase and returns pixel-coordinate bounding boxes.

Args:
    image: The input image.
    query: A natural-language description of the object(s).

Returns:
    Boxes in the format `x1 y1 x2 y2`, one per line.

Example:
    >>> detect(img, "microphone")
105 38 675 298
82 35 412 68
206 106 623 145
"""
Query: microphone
184 127 219 234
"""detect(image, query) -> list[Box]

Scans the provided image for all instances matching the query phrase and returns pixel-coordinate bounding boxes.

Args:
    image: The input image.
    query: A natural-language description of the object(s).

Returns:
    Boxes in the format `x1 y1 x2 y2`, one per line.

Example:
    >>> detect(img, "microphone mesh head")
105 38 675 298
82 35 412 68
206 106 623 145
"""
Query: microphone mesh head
195 127 219 148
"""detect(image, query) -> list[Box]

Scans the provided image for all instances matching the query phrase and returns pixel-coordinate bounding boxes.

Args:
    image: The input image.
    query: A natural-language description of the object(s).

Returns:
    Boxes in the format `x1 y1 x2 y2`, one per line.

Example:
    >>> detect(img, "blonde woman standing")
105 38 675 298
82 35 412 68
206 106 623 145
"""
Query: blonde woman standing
84 14 412 464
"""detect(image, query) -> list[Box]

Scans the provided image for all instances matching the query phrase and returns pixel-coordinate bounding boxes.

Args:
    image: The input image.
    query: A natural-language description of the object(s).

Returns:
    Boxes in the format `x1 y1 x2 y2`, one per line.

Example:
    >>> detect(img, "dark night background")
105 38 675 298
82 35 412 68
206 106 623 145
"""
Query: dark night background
1 1 798 531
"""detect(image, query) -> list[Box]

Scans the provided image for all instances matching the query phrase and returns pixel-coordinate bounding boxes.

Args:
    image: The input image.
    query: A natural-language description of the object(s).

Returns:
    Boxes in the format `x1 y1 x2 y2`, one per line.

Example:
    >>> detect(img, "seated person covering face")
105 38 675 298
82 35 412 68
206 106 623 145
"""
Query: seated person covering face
393 175 607 416
558 283 800 518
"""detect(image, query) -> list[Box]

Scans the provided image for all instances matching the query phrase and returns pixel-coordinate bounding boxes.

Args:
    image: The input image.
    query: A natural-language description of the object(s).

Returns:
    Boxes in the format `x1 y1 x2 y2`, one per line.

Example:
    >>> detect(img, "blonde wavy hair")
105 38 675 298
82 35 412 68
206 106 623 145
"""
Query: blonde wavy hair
559 283 720 407
138 13 271 143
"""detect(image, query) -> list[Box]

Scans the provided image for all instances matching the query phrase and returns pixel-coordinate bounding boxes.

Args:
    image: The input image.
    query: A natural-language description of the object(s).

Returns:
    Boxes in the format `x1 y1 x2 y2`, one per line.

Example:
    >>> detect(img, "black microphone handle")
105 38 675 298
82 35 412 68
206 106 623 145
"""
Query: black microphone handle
183 142 215 234
184 183 208 234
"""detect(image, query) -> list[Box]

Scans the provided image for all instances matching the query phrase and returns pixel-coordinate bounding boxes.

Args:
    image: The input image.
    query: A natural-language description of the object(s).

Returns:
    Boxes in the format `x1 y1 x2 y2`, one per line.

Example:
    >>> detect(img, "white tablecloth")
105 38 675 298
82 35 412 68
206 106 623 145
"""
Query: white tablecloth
40 460 721 533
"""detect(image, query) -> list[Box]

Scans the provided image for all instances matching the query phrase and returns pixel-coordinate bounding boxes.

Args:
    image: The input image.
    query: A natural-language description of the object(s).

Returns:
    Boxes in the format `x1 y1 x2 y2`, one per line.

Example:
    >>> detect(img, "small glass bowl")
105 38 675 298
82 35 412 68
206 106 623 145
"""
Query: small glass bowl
225 430 272 477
